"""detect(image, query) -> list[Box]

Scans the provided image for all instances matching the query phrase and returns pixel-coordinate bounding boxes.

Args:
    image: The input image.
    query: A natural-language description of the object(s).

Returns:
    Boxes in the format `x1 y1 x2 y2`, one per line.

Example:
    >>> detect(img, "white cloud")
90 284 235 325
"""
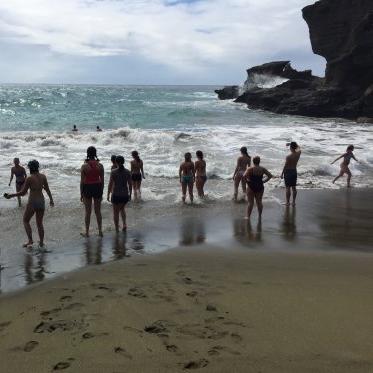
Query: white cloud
0 0 321 74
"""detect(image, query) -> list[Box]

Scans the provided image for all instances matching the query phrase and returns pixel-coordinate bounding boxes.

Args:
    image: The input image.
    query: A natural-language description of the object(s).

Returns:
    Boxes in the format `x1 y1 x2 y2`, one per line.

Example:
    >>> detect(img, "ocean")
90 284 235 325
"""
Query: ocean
0 85 372 209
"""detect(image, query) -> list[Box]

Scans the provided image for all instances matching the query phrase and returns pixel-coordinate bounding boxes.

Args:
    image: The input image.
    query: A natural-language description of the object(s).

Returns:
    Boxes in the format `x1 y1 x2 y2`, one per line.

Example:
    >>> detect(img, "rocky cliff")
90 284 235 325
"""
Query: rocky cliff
216 0 373 121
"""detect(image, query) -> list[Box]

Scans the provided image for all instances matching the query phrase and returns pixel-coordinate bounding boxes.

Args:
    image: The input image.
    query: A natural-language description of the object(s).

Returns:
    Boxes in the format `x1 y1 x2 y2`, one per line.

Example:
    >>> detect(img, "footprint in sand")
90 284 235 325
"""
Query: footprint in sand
23 340 39 352
186 291 198 297
53 362 71 370
128 287 147 298
40 308 62 317
114 346 133 359
183 359 209 370
144 321 169 334
34 320 85 334
208 345 241 356
59 296 73 302
230 333 243 343
64 303 84 311
166 344 178 353
0 321 11 332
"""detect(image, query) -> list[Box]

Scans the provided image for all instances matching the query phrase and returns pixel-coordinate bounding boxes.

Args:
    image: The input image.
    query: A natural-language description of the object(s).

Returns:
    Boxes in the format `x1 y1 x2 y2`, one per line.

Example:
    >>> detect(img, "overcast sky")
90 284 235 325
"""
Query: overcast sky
0 0 325 85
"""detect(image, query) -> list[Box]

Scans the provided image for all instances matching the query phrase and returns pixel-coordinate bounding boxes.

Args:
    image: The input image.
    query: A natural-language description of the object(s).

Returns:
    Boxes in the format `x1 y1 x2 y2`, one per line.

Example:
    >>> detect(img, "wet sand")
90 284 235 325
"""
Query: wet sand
0 188 373 371
1 188 373 293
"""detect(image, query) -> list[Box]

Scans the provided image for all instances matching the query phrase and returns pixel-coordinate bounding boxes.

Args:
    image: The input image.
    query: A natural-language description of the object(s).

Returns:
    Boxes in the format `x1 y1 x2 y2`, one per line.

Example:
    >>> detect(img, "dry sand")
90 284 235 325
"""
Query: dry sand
1 247 373 373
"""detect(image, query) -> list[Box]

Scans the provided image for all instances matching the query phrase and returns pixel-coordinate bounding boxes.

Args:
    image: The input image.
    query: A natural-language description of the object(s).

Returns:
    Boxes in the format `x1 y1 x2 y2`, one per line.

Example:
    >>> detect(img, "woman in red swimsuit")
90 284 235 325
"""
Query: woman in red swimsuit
80 146 104 237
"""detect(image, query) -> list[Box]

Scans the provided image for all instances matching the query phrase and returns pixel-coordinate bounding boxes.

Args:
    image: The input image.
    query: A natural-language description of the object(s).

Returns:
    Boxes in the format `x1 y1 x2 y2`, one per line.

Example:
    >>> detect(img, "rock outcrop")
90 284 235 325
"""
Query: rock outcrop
216 0 373 121
214 86 239 100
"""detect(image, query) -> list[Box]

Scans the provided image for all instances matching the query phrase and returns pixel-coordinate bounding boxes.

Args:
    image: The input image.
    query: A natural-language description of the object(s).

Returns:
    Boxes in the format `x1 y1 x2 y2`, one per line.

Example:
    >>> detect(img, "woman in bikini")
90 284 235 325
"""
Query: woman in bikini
107 156 132 232
232 146 251 201
179 152 195 204
195 150 207 198
9 157 27 207
332 145 358 187
4 160 54 248
130 151 145 201
244 156 273 220
80 146 104 237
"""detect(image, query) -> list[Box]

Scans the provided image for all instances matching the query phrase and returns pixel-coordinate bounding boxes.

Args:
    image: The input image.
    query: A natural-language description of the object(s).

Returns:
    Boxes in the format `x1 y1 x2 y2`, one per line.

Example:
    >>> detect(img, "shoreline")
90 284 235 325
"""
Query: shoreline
1 188 373 294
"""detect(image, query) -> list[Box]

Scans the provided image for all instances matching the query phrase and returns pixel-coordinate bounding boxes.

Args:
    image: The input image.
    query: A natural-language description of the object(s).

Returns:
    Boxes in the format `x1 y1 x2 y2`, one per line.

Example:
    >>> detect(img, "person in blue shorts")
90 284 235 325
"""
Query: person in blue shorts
281 142 301 206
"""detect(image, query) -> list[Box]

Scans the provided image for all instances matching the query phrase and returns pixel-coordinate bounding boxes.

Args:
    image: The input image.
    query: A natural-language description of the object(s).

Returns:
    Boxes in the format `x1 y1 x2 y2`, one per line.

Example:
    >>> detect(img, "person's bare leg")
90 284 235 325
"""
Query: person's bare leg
255 192 264 219
285 187 291 206
241 177 247 197
94 198 103 236
181 182 187 203
201 179 206 197
233 176 240 201
17 196 22 207
113 204 120 233
133 182 138 201
120 205 127 230
246 191 254 219
347 169 352 187
138 181 142 199
333 170 344 184
35 209 45 247
23 205 34 247
188 182 194 203
82 198 92 237
291 186 297 206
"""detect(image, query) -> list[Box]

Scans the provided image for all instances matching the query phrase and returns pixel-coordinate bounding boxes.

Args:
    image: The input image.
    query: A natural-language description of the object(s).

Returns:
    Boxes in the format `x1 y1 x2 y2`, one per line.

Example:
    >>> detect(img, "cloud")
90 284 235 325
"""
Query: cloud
0 0 325 83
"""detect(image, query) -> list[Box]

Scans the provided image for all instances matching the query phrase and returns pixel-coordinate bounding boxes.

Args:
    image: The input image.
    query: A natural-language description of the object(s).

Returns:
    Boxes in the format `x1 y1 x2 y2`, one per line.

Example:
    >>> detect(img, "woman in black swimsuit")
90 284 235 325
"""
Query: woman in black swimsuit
244 156 273 220
130 151 145 201
107 156 132 232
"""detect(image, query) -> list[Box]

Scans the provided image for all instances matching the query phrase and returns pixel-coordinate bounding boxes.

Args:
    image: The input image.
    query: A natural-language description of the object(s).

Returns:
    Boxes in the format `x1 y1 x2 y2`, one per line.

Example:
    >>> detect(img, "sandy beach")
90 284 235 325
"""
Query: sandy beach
1 189 373 372
1 247 373 372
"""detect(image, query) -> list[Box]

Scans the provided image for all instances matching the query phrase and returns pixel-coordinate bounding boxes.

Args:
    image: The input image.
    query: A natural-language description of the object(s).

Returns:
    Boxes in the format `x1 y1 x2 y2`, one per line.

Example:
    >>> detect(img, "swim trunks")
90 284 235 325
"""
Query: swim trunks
82 183 103 199
182 175 193 184
111 195 130 205
131 173 142 182
284 169 297 187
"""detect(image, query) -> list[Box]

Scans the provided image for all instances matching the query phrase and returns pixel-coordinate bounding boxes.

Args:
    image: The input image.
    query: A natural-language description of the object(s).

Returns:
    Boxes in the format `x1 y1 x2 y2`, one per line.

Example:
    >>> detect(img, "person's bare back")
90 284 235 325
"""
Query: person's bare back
195 159 206 177
285 151 301 170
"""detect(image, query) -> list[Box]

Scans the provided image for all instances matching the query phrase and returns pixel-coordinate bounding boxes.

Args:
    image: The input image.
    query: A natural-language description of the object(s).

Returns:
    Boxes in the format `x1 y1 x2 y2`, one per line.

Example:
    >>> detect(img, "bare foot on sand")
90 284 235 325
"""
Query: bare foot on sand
23 241 33 248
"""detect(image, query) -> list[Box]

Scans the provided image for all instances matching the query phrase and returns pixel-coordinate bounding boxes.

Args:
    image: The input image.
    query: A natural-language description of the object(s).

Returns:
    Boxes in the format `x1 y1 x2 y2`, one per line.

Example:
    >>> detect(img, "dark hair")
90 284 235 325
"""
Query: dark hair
28 160 40 174
290 142 298 150
196 150 203 159
14 157 20 163
253 156 261 165
347 145 354 151
116 155 125 170
132 150 140 162
240 146 248 156
111 155 117 163
86 146 99 161
185 152 192 162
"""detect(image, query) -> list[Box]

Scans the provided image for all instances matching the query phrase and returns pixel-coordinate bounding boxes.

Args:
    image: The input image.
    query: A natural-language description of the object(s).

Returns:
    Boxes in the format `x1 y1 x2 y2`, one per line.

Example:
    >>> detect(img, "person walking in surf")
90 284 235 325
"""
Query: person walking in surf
130 151 145 201
107 156 132 232
332 145 358 187
232 146 251 201
244 156 273 220
195 150 207 198
80 146 104 237
9 158 27 207
4 160 54 248
281 142 301 206
179 152 195 204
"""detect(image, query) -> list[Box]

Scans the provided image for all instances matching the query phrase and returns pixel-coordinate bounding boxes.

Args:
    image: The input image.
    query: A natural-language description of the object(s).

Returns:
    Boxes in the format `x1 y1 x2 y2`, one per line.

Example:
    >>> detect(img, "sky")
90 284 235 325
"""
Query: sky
0 0 325 85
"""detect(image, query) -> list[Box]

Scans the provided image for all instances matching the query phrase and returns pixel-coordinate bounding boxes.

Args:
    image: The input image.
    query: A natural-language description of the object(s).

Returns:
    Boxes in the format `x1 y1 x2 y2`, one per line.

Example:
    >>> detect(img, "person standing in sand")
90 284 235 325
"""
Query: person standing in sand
281 142 301 206
244 156 273 220
179 152 195 204
80 146 104 237
194 150 207 198
130 151 145 201
107 156 132 232
332 145 358 188
232 147 251 201
4 160 54 248
9 158 27 207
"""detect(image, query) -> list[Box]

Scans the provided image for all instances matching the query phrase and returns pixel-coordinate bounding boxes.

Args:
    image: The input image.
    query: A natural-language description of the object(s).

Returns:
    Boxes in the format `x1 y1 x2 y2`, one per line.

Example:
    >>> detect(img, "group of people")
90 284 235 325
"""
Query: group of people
3 142 358 248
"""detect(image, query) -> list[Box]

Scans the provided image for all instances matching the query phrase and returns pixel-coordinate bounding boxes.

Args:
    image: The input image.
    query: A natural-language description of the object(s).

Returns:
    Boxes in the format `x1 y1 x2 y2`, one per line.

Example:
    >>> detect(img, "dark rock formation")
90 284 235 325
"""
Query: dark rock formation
214 86 239 100
216 0 373 121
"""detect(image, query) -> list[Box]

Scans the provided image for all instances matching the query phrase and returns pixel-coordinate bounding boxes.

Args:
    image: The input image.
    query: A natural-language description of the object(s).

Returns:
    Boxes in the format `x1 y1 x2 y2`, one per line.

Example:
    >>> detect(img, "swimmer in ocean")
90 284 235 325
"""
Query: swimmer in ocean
232 146 251 201
130 151 145 201
179 152 195 204
332 145 358 188
9 157 27 207
281 142 301 206
4 160 54 248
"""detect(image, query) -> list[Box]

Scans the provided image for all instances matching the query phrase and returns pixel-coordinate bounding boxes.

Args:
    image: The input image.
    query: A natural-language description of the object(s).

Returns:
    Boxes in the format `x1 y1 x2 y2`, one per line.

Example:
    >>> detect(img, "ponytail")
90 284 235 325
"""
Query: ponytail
132 150 141 162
